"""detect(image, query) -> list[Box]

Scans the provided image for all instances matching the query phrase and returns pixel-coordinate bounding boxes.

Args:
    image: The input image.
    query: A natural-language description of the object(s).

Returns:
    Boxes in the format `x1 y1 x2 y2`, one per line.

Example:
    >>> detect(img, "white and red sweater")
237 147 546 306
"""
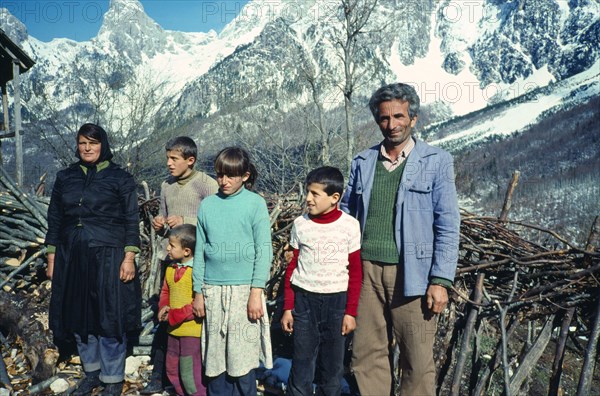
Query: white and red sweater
283 209 362 316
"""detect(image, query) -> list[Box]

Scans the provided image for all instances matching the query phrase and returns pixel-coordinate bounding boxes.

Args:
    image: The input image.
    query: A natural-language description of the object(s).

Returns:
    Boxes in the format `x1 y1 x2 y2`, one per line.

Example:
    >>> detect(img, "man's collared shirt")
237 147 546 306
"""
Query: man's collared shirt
379 137 415 172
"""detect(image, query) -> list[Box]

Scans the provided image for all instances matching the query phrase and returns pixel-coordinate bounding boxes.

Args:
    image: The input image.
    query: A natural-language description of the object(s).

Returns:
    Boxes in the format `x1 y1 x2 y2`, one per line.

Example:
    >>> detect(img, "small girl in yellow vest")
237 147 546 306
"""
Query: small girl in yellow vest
158 224 206 396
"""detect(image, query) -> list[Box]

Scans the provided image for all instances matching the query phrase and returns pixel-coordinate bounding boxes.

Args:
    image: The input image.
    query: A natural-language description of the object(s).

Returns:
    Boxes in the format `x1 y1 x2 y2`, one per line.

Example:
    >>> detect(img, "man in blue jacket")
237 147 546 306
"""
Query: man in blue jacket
340 83 460 396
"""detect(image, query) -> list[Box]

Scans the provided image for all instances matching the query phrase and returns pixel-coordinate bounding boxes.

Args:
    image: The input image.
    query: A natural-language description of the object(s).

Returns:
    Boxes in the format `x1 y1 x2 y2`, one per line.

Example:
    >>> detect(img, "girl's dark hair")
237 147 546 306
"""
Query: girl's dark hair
167 224 196 253
76 123 113 162
214 147 257 189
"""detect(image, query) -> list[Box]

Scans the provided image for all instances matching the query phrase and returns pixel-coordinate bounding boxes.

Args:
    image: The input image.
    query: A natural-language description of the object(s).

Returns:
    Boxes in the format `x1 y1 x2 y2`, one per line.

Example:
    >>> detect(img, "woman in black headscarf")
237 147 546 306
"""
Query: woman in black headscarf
45 123 141 396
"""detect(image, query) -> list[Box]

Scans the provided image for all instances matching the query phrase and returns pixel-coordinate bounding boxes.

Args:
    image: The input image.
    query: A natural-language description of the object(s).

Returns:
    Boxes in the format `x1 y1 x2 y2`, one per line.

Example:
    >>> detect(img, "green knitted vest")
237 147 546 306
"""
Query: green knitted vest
361 160 406 264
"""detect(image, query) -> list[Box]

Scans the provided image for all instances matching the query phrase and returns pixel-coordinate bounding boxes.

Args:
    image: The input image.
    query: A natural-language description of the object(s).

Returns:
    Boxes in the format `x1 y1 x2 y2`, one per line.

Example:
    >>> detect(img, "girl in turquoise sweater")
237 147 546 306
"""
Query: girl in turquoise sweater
192 147 273 395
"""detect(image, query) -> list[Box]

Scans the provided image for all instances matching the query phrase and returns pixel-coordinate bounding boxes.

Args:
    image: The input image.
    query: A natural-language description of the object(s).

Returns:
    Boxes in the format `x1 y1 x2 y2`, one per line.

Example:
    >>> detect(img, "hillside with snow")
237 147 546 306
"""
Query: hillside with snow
424 60 600 150
422 66 600 245
166 0 600 127
0 0 597 129
7 0 272 100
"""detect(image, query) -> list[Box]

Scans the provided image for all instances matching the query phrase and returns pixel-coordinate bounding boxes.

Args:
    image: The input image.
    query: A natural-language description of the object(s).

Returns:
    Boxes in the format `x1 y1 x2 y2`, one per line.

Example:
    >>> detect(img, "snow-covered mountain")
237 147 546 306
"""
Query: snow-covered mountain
0 0 598 130
168 0 600 124
1 0 267 112
424 60 600 150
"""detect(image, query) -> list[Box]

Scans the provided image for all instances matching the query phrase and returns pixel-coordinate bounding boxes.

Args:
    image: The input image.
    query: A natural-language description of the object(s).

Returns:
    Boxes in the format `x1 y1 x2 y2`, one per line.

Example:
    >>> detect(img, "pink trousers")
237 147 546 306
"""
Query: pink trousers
166 335 206 396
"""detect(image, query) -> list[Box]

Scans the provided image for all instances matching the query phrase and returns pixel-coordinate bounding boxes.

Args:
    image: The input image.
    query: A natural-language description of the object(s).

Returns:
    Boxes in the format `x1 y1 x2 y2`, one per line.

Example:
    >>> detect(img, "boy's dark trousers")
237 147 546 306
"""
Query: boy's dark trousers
152 323 168 376
287 289 347 396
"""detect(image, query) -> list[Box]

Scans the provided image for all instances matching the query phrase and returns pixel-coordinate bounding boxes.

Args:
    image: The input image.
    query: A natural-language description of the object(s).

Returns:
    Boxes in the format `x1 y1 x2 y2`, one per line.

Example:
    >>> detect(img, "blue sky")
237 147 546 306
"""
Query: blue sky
1 0 250 42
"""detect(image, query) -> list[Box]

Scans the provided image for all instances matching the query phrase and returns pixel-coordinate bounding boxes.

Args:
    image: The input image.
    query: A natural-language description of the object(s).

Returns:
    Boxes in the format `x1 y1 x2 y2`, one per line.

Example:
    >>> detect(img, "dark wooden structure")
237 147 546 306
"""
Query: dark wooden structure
0 28 35 185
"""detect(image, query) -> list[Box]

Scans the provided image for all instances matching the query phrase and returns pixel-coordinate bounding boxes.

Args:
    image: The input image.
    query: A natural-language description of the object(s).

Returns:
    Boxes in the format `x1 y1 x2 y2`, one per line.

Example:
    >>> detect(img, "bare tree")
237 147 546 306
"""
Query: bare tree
334 0 380 170
109 68 172 177
303 63 331 166
281 0 380 171
27 57 172 180
230 108 315 194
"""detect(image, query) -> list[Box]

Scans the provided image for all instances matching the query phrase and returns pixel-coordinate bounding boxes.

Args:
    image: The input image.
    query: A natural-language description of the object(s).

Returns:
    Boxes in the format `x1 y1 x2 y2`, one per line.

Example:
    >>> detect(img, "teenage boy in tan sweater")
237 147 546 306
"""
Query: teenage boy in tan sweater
142 136 217 394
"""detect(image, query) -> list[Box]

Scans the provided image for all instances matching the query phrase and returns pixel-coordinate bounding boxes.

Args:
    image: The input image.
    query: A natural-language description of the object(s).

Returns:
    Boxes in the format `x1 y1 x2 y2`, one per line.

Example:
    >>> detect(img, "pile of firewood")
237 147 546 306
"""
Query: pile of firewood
0 166 48 294
0 167 57 394
439 213 600 395
1 166 599 395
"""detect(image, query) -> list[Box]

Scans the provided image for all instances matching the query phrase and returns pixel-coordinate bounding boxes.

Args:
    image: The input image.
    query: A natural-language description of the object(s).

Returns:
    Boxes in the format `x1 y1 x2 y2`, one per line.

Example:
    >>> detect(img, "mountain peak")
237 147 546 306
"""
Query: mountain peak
0 7 28 44
99 0 154 34
108 0 145 13
96 0 166 60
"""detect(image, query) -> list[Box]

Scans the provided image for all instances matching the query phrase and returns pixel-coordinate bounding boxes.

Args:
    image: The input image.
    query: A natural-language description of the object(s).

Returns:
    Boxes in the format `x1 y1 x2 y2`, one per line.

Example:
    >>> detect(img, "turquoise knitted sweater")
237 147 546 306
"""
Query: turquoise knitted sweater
192 187 273 291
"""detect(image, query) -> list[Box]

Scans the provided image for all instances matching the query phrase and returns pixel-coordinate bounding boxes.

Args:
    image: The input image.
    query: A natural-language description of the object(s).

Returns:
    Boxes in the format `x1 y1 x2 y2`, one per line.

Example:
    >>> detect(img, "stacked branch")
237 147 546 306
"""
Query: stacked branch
257 186 600 395
0 167 57 392
263 202 600 395
0 167 49 293
454 212 599 317
264 192 304 300
442 214 600 395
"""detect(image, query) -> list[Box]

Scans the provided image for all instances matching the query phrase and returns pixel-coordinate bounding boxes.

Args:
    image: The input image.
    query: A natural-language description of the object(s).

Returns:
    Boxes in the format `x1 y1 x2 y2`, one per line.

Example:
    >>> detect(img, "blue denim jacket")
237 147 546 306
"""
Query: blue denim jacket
340 138 460 296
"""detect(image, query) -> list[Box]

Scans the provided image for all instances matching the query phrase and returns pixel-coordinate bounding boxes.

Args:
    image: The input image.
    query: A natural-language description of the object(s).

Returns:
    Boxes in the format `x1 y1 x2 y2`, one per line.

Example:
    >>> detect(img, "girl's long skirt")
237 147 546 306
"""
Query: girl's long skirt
201 285 272 378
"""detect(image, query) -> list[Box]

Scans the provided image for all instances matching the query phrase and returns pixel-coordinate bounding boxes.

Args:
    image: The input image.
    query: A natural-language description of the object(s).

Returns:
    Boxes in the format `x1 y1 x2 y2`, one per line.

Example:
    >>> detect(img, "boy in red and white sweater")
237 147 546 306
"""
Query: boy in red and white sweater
281 166 362 396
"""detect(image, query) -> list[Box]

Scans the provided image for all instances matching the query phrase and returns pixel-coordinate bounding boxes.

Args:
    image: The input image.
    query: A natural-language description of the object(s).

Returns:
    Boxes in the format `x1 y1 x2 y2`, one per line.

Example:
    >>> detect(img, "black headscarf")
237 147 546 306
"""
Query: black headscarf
75 123 114 164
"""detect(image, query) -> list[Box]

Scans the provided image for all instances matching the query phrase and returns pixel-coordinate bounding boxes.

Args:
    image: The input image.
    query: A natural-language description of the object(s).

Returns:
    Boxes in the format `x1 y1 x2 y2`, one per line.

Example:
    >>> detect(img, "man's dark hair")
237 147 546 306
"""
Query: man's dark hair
167 224 196 253
305 166 344 196
165 136 197 161
369 83 420 122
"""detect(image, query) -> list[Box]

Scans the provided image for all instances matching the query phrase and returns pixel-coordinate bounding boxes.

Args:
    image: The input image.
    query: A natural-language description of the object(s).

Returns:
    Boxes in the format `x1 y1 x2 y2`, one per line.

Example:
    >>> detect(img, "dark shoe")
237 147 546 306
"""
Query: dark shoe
100 381 123 395
140 376 163 394
73 370 102 395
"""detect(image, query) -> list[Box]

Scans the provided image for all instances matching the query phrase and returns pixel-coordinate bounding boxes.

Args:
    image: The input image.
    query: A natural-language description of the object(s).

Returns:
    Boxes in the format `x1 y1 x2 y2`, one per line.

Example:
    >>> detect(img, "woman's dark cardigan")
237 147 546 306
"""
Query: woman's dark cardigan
45 161 141 341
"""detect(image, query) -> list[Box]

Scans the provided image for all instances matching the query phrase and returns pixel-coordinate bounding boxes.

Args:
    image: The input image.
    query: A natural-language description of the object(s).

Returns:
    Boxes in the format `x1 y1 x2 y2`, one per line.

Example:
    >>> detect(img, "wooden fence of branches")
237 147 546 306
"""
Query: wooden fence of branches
0 166 599 395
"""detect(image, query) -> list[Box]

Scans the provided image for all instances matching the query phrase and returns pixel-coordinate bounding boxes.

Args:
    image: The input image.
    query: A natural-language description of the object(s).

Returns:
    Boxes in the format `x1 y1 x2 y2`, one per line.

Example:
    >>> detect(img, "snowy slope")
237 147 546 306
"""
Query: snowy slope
0 0 598 133
425 60 600 150
167 0 599 126
1 0 268 113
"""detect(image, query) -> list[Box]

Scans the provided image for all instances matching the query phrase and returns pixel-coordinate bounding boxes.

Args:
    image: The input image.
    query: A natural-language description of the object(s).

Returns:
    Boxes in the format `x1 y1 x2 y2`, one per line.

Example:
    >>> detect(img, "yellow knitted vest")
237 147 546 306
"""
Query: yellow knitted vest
165 266 202 337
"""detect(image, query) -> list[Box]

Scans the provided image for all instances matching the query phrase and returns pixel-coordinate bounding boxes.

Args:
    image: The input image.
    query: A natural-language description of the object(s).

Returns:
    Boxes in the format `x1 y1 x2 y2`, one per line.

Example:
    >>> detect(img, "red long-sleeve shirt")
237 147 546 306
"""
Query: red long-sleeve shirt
283 209 362 316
